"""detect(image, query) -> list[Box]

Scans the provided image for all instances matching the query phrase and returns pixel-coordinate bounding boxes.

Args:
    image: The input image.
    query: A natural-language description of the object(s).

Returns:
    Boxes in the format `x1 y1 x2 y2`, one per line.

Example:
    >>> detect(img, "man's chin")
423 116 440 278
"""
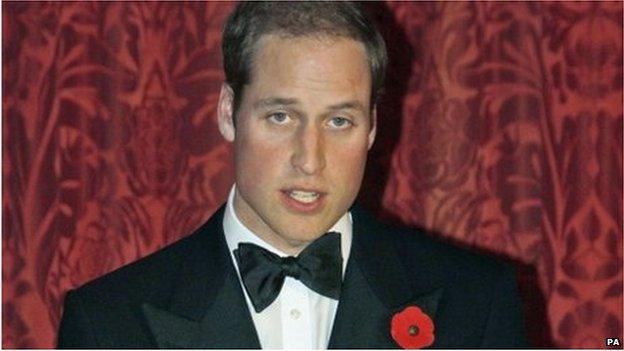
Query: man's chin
279 228 325 241
271 226 333 253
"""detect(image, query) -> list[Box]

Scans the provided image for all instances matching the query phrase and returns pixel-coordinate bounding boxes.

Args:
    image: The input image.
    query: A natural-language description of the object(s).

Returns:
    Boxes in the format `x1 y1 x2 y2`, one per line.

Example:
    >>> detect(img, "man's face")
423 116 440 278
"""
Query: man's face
218 34 376 254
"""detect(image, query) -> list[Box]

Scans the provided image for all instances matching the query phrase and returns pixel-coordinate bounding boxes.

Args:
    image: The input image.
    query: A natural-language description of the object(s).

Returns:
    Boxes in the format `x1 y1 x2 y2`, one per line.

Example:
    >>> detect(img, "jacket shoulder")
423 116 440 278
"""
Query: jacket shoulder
58 208 226 348
396 222 512 284
71 217 213 306
353 204 514 286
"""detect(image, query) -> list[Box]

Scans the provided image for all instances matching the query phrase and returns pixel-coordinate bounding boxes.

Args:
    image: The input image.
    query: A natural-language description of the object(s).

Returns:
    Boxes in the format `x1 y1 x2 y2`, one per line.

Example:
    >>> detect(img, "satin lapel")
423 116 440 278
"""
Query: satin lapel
328 204 444 349
141 206 261 349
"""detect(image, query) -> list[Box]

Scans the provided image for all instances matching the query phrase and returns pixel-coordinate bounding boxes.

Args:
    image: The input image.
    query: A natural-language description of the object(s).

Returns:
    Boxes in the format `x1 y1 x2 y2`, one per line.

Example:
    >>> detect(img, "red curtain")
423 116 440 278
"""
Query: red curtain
3 2 622 348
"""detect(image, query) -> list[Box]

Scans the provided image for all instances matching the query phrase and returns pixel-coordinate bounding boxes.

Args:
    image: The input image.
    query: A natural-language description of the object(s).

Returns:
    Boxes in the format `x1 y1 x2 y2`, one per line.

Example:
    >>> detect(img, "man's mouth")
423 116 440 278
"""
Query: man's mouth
280 188 326 213
288 190 320 203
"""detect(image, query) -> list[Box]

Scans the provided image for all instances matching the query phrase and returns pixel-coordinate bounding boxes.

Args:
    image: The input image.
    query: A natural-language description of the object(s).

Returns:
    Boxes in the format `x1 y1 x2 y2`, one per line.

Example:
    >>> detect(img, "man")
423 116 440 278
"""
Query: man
58 2 528 349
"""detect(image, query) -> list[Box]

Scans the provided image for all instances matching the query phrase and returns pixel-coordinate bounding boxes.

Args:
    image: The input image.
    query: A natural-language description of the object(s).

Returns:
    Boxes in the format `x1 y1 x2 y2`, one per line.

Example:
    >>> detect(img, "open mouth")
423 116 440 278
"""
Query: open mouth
280 188 326 213
288 190 320 203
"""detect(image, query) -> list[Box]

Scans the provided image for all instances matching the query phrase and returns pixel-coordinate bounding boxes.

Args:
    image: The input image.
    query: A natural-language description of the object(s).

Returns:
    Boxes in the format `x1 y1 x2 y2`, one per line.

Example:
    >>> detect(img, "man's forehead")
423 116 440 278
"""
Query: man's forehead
250 35 370 84
239 33 373 114
255 32 360 48
251 33 368 69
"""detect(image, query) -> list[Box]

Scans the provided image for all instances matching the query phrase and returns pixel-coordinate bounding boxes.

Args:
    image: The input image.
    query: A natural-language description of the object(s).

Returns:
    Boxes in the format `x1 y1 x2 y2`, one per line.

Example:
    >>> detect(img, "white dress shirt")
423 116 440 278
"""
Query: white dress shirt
223 186 352 349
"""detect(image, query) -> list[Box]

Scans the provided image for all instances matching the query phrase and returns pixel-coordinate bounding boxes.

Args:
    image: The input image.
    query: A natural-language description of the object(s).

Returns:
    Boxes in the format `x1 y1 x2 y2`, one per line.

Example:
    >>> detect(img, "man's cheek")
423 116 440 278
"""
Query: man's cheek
238 149 280 183
332 146 368 174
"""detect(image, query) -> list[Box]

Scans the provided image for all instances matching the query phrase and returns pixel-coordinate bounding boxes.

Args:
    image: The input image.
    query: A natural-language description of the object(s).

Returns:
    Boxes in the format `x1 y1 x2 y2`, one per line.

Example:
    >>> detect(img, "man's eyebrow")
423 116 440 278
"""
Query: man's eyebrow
327 100 366 112
253 97 299 109
252 98 367 115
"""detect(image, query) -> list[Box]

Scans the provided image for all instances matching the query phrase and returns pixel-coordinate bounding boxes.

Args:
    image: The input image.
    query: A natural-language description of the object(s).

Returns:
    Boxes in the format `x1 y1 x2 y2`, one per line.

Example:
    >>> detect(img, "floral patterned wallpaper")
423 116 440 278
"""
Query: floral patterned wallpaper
3 2 622 348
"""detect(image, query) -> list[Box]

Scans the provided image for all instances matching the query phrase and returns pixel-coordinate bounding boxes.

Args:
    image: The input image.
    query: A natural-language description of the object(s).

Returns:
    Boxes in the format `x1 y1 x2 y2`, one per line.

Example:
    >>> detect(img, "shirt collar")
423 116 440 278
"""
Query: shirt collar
223 185 352 275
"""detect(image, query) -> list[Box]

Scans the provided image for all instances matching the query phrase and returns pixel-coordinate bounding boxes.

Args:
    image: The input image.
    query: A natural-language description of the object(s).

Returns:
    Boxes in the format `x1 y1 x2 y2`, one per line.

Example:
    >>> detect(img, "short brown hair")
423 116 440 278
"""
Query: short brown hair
222 1 387 115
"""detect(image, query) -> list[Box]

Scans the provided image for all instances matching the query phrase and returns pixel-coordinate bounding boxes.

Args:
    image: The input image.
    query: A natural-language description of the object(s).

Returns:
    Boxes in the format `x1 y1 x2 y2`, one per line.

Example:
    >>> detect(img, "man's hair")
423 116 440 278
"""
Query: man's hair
222 1 387 115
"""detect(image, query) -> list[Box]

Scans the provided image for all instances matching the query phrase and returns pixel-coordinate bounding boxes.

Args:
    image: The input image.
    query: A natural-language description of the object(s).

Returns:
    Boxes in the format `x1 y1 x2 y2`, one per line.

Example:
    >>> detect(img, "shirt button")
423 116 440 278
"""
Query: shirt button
290 308 301 319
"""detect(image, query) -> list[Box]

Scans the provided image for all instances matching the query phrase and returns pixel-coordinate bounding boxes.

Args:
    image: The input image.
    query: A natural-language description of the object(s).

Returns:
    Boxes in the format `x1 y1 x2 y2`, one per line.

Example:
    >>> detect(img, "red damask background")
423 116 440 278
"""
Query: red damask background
3 2 622 348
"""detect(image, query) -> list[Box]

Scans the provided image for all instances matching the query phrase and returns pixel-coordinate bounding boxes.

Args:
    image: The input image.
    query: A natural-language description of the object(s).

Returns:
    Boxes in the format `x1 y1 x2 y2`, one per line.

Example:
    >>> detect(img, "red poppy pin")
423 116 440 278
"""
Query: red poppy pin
390 306 435 349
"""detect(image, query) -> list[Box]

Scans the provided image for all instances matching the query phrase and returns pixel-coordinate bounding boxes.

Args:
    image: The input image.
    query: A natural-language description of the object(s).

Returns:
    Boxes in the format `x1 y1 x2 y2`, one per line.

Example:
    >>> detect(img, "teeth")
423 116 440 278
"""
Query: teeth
289 190 319 203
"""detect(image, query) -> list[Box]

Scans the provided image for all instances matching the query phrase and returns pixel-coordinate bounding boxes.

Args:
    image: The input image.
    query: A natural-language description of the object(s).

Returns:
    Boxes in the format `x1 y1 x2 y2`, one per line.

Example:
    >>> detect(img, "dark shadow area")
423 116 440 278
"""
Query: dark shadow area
448 234 554 348
516 262 556 348
447 234 556 348
358 1 412 215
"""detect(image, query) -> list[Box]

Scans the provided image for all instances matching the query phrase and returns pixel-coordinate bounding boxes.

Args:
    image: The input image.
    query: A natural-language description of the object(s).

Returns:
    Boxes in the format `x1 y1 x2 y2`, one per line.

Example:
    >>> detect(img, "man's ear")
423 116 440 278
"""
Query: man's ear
217 83 235 142
367 106 377 150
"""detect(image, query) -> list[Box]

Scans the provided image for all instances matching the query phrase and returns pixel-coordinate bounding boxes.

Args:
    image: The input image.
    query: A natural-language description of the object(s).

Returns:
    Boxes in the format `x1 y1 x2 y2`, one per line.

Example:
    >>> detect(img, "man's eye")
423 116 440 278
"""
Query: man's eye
267 112 290 124
329 117 352 128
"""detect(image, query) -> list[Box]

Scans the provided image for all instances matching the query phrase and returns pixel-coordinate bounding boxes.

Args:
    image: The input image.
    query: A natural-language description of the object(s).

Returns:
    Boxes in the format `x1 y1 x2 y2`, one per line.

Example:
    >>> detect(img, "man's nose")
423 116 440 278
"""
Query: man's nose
290 124 326 175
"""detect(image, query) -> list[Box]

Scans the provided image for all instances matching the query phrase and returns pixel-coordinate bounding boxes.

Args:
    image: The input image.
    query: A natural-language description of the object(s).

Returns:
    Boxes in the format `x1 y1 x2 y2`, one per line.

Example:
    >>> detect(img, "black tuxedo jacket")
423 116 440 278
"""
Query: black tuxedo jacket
58 204 529 349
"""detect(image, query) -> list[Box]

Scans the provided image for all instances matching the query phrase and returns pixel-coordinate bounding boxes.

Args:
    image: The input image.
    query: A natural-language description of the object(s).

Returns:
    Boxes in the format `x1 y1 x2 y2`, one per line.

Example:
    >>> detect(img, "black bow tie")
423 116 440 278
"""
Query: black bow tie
233 232 343 313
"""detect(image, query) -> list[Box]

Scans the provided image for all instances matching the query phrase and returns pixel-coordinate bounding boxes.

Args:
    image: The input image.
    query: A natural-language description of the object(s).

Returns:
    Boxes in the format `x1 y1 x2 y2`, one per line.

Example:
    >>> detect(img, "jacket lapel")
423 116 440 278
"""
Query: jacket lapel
141 206 261 349
141 203 444 349
328 204 444 349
